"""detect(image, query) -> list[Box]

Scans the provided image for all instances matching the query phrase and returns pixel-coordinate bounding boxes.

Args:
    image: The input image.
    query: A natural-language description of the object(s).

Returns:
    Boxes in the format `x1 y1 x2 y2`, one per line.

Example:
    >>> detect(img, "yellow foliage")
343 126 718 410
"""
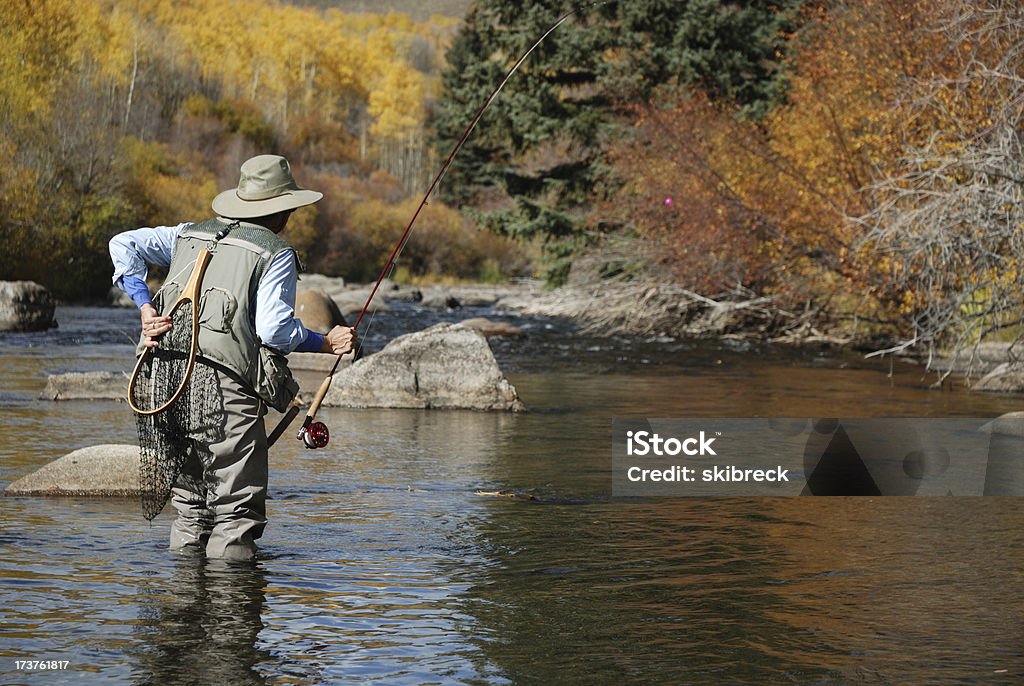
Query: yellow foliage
0 0 79 120
368 65 425 139
121 138 218 222
143 0 439 146
0 0 500 295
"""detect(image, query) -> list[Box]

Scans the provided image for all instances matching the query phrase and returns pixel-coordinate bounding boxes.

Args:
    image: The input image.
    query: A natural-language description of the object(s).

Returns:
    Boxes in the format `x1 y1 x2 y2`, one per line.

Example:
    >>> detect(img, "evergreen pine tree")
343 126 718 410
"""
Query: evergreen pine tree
432 0 799 281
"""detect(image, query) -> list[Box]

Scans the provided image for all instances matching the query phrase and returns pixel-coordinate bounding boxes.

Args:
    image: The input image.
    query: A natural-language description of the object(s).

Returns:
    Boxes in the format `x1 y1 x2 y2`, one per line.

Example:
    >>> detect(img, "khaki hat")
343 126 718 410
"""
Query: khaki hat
211 154 322 219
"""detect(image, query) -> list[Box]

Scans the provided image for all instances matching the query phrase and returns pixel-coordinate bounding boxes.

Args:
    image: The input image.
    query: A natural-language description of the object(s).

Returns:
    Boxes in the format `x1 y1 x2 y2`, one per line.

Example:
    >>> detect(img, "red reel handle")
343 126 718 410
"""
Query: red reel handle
300 421 330 449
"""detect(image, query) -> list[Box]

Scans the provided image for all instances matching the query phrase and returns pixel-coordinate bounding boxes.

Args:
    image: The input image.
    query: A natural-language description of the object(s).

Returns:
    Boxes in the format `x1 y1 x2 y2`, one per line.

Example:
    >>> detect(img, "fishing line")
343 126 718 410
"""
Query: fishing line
276 2 606 449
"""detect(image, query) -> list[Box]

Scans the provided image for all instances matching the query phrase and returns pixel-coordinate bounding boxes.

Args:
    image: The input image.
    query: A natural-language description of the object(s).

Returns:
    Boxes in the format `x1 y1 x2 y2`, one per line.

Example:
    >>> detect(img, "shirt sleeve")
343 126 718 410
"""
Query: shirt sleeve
109 224 188 291
255 249 319 354
121 275 154 308
294 331 325 353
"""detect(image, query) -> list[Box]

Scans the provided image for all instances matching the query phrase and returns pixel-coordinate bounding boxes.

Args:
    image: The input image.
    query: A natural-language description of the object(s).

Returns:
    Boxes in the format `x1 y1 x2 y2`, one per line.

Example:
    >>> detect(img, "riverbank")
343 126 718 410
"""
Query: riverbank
91 268 1024 394
341 275 1024 393
289 273 824 343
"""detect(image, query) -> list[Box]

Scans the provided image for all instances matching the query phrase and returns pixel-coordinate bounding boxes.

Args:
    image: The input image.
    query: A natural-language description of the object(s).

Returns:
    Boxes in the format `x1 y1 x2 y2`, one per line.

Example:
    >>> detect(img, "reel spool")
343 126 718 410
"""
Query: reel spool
298 421 330 449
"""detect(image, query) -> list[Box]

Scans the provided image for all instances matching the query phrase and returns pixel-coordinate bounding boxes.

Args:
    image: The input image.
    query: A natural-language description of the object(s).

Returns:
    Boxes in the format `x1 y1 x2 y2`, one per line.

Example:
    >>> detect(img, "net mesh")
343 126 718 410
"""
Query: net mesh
133 303 217 520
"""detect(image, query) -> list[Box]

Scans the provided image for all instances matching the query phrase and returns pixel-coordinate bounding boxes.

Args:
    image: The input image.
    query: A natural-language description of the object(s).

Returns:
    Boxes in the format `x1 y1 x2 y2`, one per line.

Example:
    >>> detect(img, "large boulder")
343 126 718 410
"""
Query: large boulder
386 286 423 303
298 272 345 293
323 322 524 411
42 371 127 401
972 362 1024 393
0 281 57 331
295 287 347 332
981 411 1024 438
4 444 140 496
456 290 500 308
289 351 354 373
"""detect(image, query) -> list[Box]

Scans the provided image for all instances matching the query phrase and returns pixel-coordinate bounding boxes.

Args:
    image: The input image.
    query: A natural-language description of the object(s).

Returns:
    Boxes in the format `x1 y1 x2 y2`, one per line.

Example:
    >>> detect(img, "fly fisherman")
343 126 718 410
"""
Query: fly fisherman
109 154 356 560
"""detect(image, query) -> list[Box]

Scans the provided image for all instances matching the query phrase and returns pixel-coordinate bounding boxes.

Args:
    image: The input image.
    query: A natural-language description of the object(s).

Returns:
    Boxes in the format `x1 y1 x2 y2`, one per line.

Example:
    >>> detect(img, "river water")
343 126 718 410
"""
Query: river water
1 304 1022 684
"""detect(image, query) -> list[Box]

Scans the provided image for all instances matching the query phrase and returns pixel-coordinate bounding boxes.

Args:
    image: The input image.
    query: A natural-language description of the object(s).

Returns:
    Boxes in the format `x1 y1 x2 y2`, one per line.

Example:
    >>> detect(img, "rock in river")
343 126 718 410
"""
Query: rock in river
295 287 347 332
972 362 1024 393
5 445 140 497
0 281 57 331
323 323 524 411
420 288 461 309
459 317 524 338
42 371 127 401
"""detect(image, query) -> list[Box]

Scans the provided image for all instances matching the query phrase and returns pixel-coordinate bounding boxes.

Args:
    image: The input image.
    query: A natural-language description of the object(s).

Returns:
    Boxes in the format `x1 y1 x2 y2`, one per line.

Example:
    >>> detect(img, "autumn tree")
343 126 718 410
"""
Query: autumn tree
602 2 954 329
1 0 480 296
857 0 1024 361
0 0 143 298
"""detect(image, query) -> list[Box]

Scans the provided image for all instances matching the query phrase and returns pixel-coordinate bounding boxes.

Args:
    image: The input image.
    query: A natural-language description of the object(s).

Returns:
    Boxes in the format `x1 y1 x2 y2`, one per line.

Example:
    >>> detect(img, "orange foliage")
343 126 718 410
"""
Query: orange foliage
313 170 527 282
605 0 962 320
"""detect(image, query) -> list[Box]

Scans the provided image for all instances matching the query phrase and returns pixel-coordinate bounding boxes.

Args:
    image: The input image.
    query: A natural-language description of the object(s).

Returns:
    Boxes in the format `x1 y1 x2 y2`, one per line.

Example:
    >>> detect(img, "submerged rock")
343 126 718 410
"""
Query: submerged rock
42 371 127 401
0 281 57 331
5 444 140 497
323 322 524 411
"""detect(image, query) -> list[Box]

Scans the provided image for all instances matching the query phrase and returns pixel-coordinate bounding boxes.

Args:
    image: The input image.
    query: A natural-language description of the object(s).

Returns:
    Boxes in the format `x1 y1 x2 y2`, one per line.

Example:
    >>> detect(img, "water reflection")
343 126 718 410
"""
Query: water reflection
130 557 272 686
457 497 1024 683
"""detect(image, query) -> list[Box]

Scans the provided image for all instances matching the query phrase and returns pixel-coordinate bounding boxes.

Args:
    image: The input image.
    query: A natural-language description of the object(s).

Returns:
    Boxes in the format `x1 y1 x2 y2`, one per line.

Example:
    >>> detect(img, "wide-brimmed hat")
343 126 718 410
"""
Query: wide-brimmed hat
211 154 322 219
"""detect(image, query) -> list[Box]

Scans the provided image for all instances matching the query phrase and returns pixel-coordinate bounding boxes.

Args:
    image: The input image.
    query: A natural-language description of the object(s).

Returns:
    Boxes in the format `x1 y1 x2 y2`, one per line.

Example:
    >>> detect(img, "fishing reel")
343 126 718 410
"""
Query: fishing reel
297 420 330 449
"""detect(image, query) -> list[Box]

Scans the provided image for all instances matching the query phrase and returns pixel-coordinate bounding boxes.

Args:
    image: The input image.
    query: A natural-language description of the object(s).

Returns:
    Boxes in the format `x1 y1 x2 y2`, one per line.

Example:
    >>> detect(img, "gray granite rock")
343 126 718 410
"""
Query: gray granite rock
980 411 1024 437
42 371 127 401
5 445 140 496
323 323 523 411
420 288 460 309
0 281 57 331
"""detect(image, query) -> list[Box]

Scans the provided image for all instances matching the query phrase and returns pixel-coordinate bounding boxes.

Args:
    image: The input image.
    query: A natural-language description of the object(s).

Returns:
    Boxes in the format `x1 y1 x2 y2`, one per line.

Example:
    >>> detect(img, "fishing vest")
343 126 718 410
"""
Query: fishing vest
152 217 300 410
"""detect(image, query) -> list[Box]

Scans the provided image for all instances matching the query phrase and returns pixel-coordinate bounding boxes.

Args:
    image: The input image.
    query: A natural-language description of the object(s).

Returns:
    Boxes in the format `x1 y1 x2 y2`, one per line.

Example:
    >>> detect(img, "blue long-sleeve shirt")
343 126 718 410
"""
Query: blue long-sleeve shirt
109 222 324 353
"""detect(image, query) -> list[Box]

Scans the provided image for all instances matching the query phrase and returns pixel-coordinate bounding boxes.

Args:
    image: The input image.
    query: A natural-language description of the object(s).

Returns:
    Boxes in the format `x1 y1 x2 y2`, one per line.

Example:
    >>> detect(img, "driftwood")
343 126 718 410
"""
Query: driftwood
500 276 810 341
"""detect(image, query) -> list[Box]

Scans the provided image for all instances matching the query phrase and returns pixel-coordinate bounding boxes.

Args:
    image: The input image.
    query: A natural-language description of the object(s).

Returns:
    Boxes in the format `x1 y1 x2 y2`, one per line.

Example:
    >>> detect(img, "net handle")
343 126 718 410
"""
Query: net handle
127 249 211 415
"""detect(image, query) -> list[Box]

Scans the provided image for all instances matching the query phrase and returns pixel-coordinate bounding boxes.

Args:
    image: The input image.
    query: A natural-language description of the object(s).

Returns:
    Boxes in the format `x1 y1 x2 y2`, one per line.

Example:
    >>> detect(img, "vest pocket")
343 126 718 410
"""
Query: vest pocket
256 346 299 412
199 287 238 335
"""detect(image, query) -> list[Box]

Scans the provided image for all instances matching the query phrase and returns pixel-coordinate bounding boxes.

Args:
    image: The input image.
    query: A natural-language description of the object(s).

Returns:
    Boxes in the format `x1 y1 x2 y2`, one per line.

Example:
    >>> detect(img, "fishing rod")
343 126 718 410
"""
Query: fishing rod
269 3 602 449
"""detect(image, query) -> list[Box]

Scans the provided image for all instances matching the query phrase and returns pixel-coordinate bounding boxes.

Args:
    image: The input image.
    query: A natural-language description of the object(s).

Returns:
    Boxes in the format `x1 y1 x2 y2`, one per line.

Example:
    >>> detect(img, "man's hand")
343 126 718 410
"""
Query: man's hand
321 326 357 356
140 303 172 348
